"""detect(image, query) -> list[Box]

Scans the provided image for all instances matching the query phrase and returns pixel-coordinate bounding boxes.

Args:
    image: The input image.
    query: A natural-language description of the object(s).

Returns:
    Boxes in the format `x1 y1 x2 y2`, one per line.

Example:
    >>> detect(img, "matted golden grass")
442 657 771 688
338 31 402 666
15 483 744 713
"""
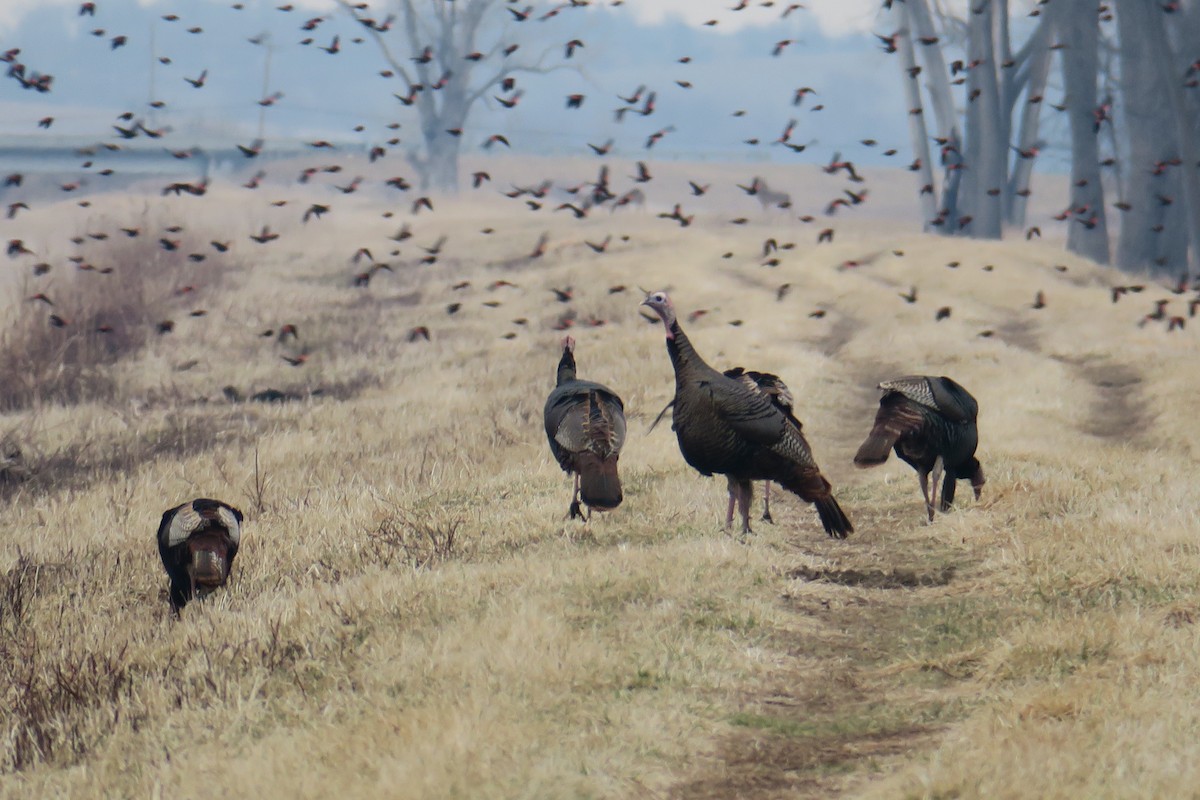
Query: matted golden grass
1 163 1198 799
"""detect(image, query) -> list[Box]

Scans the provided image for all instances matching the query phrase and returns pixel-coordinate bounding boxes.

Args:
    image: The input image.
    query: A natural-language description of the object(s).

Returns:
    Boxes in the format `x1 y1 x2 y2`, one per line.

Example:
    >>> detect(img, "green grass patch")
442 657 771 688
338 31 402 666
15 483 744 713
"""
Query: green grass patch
891 597 1010 661
1032 575 1191 612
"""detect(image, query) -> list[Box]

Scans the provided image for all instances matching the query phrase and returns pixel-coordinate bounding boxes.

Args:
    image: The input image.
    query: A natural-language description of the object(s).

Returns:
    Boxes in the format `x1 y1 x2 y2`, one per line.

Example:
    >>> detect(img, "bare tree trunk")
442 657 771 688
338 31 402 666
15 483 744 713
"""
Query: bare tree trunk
1006 14 1055 227
1147 5 1200 277
993 0 1013 186
897 4 939 229
404 0 467 191
1061 0 1110 263
1115 0 1178 274
961 1 1005 239
908 0 960 147
908 0 962 226
417 124 463 191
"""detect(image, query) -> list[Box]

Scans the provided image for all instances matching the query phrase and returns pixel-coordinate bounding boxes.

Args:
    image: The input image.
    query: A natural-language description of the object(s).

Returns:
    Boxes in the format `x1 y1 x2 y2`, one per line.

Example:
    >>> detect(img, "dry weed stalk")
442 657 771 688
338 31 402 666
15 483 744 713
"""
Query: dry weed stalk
0 556 136 772
366 504 465 569
0 210 232 411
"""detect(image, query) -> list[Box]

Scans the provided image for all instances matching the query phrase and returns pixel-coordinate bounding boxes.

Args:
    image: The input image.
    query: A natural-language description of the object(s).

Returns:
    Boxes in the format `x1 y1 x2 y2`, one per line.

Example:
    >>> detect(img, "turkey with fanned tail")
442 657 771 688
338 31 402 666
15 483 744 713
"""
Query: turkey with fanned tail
854 375 984 521
641 290 852 538
544 335 626 520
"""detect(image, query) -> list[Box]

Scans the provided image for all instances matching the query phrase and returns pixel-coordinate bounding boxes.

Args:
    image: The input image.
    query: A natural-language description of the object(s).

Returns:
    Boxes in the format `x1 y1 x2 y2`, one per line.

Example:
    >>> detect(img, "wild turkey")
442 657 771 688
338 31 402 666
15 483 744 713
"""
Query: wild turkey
651 367 793 523
543 335 626 519
157 498 243 611
723 368 792 523
854 375 985 521
641 291 853 537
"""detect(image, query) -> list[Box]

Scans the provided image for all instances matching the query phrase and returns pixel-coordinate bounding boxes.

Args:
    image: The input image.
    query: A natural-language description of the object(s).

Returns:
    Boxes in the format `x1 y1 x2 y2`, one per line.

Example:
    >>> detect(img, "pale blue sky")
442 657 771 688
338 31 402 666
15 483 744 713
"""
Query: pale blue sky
0 0 1060 169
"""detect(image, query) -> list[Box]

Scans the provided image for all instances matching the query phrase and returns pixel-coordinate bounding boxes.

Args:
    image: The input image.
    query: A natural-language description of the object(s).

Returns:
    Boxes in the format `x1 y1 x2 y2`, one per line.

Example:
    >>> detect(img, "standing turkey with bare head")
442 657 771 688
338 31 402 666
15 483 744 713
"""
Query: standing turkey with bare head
544 336 627 520
641 291 853 538
157 498 243 612
854 375 984 521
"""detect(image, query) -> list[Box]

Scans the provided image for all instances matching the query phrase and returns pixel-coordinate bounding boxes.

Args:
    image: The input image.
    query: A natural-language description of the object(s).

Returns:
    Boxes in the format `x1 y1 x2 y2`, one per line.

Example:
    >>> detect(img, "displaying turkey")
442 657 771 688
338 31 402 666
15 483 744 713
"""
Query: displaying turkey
641 291 853 537
854 375 985 521
543 335 627 519
157 498 244 612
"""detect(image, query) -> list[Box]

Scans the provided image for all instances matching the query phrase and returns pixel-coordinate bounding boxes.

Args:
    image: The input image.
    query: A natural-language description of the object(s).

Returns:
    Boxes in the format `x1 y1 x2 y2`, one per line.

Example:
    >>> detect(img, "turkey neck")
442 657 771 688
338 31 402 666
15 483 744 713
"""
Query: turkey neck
556 348 577 385
664 319 714 383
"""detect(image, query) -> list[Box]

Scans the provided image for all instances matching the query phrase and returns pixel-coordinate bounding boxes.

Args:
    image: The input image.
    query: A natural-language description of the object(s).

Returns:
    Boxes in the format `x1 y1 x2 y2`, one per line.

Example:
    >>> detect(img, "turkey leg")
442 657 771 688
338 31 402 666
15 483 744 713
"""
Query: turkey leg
737 480 753 535
929 456 944 520
918 469 934 523
568 473 584 520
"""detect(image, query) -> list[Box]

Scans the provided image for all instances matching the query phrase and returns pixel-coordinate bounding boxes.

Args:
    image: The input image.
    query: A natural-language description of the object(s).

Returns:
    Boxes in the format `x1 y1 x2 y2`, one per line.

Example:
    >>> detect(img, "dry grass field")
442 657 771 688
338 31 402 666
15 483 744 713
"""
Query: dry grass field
2 158 1199 799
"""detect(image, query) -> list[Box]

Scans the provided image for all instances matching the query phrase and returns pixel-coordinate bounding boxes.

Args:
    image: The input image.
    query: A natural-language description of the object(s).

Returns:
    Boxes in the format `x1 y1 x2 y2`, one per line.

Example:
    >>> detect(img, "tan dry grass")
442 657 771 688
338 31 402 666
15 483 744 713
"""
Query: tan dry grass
0 208 231 411
0 164 1198 799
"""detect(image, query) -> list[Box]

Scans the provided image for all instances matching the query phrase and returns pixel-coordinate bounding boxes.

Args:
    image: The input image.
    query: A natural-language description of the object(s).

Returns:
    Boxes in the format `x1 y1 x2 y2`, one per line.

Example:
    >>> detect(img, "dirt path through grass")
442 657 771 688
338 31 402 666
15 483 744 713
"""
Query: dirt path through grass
669 507 1002 798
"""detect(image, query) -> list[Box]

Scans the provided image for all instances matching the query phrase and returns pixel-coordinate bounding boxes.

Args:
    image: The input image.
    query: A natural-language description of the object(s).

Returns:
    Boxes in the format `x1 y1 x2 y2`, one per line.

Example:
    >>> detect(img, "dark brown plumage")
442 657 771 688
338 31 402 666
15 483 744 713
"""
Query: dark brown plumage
156 498 243 612
721 368 795 524
544 336 626 519
641 291 852 538
648 367 792 523
855 376 984 521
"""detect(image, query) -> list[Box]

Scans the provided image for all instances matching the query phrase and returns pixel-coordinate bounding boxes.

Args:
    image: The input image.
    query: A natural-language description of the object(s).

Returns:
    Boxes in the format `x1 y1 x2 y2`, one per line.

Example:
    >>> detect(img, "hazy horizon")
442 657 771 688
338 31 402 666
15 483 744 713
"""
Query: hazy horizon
0 0 1074 172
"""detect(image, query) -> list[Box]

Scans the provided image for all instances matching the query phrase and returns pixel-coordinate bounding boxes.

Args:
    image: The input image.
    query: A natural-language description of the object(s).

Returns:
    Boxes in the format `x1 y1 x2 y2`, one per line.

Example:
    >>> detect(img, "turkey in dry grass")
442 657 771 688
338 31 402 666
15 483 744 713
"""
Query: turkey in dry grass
722 367 793 523
641 290 853 538
157 498 243 612
650 366 795 524
854 375 984 521
544 335 626 520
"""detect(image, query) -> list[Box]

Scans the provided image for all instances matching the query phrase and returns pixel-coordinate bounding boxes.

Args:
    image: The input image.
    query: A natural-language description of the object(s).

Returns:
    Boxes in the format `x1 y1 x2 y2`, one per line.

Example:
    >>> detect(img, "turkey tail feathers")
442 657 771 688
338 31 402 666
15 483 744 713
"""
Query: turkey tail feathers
577 451 622 510
814 494 853 539
854 429 897 466
855 394 925 467
778 466 853 538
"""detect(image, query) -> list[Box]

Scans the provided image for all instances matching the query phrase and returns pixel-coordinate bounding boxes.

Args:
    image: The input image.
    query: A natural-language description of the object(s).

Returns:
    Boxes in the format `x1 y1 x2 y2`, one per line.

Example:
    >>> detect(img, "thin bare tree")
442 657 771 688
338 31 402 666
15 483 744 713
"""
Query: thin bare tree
1145 2 1200 277
904 0 965 228
1060 0 1110 264
896 0 1056 238
959 0 1006 238
336 0 567 191
1114 0 1181 274
896 3 938 230
1006 10 1056 228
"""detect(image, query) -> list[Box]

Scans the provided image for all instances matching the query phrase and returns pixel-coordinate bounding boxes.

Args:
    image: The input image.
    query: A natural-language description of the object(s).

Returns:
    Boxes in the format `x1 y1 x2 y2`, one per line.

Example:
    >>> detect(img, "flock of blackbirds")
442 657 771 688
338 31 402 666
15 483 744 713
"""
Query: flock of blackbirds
1 0 1194 357
0 2 1194 612
2 0 1196 347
